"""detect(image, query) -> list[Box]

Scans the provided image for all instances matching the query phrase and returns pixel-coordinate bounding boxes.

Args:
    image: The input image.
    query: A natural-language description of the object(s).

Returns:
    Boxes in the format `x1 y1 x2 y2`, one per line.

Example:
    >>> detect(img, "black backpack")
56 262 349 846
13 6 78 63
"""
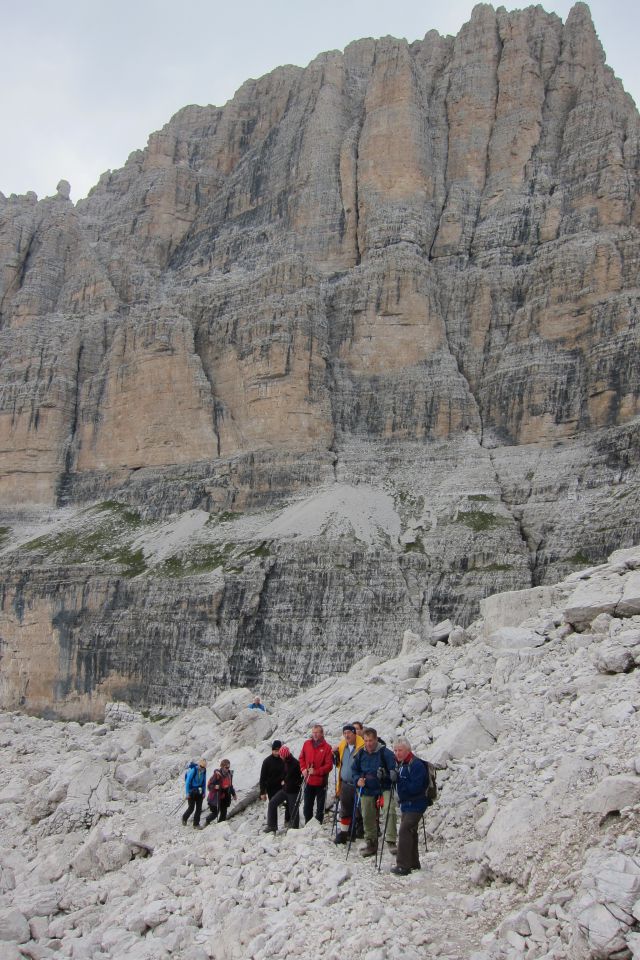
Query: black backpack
413 757 438 805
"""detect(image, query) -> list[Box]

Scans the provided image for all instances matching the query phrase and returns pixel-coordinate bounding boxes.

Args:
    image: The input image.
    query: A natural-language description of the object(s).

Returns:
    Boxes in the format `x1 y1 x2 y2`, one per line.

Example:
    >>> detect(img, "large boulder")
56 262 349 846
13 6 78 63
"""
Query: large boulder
212 688 254 722
481 796 548 885
429 710 501 765
583 776 640 815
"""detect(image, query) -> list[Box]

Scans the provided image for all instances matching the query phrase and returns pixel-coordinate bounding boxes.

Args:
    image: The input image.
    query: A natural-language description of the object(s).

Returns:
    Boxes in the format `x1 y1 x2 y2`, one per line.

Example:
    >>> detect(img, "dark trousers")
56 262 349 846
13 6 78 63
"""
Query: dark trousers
303 784 327 824
397 810 422 870
267 789 300 831
205 798 230 824
183 792 203 826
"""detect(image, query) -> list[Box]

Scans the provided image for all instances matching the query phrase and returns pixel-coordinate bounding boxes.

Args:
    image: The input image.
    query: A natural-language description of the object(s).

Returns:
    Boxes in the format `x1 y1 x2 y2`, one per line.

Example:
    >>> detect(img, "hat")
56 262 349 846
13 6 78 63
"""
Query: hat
342 724 356 733
278 745 291 759
271 740 282 751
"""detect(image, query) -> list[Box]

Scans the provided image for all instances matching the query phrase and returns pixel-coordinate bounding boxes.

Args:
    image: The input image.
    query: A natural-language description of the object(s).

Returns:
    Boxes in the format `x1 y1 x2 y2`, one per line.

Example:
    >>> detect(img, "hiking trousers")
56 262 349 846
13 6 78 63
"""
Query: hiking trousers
396 810 422 870
303 783 327 824
183 791 203 826
267 789 300 831
360 791 397 845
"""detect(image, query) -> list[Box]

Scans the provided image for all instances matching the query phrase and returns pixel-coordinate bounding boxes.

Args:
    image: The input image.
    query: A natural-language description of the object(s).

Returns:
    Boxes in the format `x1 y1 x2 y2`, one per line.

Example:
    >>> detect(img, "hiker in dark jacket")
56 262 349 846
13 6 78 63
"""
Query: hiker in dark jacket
260 740 285 800
182 758 207 828
391 737 428 875
265 746 303 833
299 724 334 824
205 758 237 824
352 727 397 857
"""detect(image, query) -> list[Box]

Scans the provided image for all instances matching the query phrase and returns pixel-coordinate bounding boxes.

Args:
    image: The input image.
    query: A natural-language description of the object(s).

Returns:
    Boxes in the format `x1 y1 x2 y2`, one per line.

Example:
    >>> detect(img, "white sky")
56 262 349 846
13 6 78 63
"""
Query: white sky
1 1 638 202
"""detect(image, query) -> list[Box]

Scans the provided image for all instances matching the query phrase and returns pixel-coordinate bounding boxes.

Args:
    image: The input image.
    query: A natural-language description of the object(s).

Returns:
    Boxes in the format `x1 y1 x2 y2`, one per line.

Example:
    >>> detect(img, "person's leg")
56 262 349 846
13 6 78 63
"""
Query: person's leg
314 786 327 823
337 782 355 842
193 793 203 827
360 795 377 846
396 811 420 871
285 791 300 828
218 799 229 822
383 789 397 844
267 789 286 831
302 784 314 823
182 795 195 824
205 800 218 825
411 821 420 869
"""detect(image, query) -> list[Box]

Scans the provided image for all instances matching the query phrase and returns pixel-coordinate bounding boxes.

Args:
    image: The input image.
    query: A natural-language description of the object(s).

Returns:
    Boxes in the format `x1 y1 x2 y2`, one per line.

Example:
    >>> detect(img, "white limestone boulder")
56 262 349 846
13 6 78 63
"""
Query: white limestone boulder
564 575 625 628
37 758 113 834
618 572 640 618
486 627 545 651
594 644 635 674
0 906 30 943
583 776 640 815
481 796 548 885
429 710 501 765
212 688 254 722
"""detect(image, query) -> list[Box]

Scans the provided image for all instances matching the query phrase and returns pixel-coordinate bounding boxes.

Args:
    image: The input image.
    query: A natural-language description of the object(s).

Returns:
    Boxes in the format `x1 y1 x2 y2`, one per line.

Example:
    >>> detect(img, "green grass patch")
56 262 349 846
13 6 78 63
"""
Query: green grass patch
455 510 508 532
240 541 271 559
468 494 491 502
403 539 425 554
109 547 147 577
0 526 10 548
92 500 142 527
566 550 590 566
158 542 238 577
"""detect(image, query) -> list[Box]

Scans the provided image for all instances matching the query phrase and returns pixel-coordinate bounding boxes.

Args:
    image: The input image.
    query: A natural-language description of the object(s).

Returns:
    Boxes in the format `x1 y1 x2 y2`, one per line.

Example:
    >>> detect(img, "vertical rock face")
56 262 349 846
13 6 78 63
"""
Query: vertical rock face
0 3 639 716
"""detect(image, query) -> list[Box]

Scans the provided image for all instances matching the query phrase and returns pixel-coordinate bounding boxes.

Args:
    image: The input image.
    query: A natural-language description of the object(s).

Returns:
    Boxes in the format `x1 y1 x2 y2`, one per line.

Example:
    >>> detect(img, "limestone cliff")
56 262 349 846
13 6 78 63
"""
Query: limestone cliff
0 3 639 717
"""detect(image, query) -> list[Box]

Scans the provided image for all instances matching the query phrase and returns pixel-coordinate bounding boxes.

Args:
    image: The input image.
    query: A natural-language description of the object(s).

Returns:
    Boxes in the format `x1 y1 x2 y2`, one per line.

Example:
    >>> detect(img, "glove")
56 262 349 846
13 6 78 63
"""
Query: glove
333 751 339 766
389 769 398 783
377 767 385 781
376 795 384 809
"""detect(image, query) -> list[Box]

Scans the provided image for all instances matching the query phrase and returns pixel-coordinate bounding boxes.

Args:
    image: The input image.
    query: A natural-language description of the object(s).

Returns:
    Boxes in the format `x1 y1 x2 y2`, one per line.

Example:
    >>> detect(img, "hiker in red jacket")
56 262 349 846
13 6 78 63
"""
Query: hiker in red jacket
299 724 334 824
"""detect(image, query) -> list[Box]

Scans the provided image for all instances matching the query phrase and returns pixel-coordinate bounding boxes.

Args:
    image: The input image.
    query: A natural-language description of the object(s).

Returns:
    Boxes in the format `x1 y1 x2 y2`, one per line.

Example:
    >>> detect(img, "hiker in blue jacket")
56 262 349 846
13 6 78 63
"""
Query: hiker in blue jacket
182 758 207 828
352 727 397 857
391 737 428 875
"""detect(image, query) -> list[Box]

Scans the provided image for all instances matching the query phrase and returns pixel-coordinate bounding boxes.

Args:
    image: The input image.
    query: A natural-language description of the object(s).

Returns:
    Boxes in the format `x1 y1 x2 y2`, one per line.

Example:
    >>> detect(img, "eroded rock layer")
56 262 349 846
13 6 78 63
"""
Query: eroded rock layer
0 3 639 715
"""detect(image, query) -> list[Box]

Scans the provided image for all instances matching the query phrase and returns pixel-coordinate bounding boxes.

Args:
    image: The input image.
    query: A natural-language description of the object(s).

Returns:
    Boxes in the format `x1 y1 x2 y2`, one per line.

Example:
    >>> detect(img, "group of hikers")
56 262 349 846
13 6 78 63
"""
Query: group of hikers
182 719 434 876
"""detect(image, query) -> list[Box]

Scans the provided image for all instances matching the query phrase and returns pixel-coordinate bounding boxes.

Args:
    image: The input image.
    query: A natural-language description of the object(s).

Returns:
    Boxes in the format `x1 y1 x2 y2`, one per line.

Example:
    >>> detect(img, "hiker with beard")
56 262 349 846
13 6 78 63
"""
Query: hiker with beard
265 745 303 833
333 723 364 844
352 727 397 857
260 740 285 802
299 724 334 824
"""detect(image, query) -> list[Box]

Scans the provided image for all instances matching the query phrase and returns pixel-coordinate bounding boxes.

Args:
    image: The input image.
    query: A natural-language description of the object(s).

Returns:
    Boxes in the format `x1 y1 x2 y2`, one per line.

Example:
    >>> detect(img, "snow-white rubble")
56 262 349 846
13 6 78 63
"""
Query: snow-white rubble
1 546 640 959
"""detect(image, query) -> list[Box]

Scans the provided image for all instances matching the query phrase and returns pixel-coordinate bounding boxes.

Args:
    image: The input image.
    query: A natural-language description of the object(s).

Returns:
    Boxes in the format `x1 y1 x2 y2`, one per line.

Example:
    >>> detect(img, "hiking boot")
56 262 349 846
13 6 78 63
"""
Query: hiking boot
391 865 411 876
334 832 347 845
361 841 377 858
181 814 188 825
263 827 276 834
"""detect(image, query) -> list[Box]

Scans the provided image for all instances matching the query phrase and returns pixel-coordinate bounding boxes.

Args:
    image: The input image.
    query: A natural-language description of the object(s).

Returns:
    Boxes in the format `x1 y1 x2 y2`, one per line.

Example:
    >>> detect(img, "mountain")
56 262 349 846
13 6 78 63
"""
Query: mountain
0 544 638 957
0 3 639 716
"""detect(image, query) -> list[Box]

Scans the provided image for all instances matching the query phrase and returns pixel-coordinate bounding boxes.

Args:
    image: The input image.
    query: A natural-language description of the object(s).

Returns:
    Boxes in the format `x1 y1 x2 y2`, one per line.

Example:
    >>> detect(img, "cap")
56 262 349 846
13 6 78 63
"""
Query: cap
271 740 282 751
278 745 291 759
342 724 356 733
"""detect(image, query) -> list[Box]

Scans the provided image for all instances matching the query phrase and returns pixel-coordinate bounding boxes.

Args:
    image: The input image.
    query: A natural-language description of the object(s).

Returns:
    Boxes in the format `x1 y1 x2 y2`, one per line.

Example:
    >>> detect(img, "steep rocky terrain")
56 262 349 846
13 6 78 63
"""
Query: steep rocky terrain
0 545 639 959
0 2 639 713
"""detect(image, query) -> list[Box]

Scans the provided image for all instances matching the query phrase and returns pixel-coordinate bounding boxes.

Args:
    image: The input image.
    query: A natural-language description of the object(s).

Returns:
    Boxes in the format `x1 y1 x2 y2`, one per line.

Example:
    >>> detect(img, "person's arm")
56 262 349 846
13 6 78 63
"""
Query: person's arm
317 743 335 778
259 759 268 795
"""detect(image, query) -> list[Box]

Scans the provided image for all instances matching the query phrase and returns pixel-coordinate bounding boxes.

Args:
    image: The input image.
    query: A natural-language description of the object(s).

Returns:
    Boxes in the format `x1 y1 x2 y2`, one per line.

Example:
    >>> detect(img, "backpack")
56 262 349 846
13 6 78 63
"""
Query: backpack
415 757 438 805
185 761 198 785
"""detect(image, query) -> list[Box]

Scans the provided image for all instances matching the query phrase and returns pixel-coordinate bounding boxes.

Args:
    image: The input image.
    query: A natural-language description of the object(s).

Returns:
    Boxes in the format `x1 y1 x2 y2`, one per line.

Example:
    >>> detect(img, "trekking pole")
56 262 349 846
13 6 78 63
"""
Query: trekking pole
376 784 395 872
345 787 362 861
422 813 428 851
170 796 186 816
291 780 304 828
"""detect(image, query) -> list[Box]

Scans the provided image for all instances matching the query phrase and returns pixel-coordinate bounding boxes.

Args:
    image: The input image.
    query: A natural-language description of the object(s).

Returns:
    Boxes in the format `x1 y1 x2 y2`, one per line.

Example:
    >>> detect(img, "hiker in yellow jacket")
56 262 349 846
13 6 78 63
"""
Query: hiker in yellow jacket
333 724 365 844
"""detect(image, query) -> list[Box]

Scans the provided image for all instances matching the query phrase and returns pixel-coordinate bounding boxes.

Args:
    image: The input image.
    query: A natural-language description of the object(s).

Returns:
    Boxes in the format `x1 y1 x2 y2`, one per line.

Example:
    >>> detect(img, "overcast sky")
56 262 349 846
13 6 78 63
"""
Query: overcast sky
2 0 638 202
